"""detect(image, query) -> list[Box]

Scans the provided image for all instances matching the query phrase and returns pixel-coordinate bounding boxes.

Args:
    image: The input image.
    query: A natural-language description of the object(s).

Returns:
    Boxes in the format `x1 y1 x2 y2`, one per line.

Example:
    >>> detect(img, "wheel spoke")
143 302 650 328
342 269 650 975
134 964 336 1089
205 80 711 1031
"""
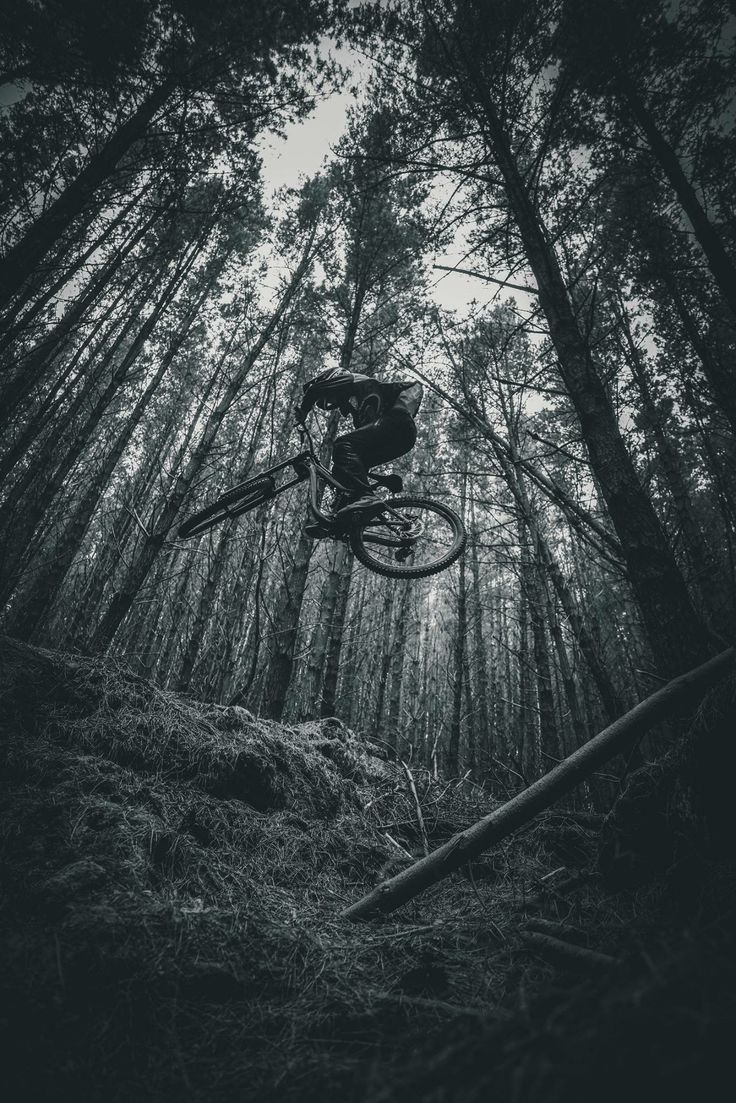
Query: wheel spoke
351 497 465 577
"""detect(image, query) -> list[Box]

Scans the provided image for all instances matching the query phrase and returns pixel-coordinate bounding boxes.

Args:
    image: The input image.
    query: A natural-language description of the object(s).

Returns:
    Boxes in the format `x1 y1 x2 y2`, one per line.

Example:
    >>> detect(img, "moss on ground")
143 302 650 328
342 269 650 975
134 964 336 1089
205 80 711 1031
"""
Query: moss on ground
1 637 734 1102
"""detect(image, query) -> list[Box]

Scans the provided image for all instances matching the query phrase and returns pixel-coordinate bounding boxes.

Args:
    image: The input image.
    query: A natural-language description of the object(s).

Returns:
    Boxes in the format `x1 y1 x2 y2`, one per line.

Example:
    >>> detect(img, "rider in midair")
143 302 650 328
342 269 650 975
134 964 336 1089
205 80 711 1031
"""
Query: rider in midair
295 368 423 523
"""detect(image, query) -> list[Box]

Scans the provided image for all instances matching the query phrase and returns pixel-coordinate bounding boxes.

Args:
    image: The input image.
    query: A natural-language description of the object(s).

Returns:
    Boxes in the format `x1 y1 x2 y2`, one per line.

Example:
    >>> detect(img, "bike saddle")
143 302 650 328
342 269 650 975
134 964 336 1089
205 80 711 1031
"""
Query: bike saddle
370 473 403 493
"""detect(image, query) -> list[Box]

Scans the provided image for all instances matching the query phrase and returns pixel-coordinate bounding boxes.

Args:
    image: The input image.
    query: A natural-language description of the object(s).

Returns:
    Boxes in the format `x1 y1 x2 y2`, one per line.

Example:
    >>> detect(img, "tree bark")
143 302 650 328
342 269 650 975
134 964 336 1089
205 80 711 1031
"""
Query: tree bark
320 545 354 718
615 294 724 632
520 516 561 765
517 566 537 780
300 541 356 720
446 477 468 775
371 584 396 735
0 78 176 312
468 504 496 778
259 512 317 719
0 226 206 605
471 86 712 675
88 229 317 652
387 581 411 752
620 76 736 323
0 190 166 430
5 261 220 640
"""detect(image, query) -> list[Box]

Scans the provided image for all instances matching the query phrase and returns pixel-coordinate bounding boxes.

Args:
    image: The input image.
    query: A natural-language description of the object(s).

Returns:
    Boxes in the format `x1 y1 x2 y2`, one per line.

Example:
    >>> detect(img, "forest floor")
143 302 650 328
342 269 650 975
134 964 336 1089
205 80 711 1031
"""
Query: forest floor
1 636 734 1103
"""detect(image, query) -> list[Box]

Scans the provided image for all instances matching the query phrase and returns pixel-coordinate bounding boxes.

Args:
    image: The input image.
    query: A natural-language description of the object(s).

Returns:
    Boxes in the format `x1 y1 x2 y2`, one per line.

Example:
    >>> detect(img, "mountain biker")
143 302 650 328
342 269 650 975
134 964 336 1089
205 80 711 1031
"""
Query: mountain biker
295 368 423 525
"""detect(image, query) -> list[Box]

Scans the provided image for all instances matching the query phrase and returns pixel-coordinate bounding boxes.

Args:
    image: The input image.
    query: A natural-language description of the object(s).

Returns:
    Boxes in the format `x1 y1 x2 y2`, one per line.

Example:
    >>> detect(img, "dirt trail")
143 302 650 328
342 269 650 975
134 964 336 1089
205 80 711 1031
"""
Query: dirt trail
1 637 733 1102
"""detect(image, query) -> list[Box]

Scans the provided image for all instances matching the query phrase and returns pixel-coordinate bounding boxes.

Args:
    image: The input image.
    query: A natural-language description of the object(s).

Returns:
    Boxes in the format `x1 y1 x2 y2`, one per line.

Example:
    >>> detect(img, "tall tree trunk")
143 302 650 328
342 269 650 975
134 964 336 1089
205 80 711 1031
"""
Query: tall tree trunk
227 522 269 706
371 584 395 735
619 76 736 323
299 541 356 719
494 435 624 723
6 355 171 639
517 579 536 780
421 361 624 564
87 351 244 653
387 581 411 754
0 258 156 480
173 524 230 691
57 415 176 647
0 227 206 605
658 259 736 437
320 546 354 718
615 294 724 632
462 70 712 674
138 550 194 680
446 476 468 776
88 229 316 653
0 176 155 352
341 572 368 729
0 78 176 311
218 375 303 704
401 587 423 753
463 650 476 777
520 517 561 768
468 500 495 777
259 514 317 719
545 576 588 755
4 251 223 639
0 196 168 430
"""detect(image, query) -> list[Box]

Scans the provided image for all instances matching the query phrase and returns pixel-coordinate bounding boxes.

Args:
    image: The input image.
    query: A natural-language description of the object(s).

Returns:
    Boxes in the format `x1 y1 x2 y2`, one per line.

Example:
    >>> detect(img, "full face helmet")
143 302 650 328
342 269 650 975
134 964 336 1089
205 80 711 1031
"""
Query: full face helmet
305 369 354 410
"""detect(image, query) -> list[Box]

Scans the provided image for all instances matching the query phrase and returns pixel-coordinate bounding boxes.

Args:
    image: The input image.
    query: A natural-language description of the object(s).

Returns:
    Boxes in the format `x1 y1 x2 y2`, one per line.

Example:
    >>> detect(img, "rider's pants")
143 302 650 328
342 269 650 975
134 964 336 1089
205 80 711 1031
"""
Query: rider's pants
332 409 417 497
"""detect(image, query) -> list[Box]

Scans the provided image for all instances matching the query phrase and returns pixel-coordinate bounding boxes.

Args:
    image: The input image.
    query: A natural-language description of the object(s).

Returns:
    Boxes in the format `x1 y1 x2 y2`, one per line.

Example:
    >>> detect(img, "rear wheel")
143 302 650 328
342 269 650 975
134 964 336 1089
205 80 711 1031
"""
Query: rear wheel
177 475 276 538
350 496 466 578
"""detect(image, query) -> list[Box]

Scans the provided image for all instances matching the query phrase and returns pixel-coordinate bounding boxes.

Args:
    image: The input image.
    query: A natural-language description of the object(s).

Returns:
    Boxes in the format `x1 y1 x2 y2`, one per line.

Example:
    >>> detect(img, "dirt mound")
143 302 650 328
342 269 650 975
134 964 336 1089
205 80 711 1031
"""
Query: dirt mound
1 637 733 1103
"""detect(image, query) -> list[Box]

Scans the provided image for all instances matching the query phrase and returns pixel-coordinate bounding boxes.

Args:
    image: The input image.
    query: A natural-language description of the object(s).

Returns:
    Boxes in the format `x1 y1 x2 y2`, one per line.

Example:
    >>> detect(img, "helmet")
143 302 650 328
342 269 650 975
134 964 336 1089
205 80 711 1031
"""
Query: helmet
304 369 353 410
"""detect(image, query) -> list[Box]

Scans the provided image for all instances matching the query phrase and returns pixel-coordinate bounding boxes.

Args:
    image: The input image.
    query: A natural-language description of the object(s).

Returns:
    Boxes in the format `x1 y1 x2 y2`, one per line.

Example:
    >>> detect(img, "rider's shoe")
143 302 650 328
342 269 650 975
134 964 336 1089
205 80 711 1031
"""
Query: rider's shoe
335 493 382 521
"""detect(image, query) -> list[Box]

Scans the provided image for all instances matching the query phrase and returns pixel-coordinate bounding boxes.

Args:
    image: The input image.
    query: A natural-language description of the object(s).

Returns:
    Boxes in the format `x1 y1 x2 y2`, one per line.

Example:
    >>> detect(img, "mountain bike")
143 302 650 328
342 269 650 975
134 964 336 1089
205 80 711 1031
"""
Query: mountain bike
177 419 466 579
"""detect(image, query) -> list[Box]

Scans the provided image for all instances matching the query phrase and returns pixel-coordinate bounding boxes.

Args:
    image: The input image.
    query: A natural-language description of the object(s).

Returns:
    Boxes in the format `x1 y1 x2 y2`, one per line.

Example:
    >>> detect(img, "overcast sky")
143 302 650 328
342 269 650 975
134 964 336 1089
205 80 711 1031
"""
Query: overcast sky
260 90 536 318
1 69 535 319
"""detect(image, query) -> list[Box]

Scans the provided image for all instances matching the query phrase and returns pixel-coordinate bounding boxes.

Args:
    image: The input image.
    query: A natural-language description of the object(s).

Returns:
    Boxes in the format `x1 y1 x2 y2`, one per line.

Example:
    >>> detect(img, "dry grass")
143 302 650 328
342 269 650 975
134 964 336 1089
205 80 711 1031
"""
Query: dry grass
1 637 733 1103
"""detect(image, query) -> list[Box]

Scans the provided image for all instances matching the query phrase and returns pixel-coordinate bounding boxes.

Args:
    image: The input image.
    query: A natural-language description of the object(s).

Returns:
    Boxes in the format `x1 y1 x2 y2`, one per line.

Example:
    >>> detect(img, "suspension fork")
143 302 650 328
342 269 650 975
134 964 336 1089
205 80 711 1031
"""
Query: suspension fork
269 447 347 526
305 456 347 525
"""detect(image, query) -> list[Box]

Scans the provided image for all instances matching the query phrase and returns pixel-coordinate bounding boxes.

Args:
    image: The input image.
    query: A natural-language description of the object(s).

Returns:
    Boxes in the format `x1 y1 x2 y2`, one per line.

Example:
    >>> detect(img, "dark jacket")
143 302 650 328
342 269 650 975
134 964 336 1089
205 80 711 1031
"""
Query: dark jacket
298 372 423 429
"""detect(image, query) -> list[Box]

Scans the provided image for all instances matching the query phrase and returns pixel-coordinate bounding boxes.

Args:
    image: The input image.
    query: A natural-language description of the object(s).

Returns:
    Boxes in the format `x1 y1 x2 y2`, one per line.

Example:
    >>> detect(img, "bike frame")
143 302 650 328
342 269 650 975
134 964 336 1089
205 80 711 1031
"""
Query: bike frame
253 422 413 545
244 420 350 530
253 448 344 527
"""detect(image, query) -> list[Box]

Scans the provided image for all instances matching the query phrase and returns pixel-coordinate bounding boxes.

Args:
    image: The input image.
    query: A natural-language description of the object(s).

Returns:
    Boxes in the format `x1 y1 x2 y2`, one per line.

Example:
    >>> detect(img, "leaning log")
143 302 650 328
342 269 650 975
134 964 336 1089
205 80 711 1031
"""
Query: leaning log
342 648 734 922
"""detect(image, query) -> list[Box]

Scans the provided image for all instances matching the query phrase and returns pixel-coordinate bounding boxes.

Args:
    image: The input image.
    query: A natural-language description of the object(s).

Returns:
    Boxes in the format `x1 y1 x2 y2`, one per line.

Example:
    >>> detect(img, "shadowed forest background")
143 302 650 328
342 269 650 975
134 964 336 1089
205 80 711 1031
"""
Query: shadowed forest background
1 1 735 1100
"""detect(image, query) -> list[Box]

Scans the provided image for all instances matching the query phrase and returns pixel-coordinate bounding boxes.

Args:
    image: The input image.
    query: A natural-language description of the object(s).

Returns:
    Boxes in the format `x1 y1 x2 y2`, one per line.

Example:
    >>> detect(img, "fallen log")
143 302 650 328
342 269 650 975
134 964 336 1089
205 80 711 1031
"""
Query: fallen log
520 932 616 972
519 869 600 911
342 648 734 922
523 917 588 944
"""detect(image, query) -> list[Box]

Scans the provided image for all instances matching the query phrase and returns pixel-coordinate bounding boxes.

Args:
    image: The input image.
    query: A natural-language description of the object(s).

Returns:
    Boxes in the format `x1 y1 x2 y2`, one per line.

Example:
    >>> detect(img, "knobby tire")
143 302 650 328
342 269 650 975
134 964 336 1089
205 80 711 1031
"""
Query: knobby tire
350 496 466 578
177 475 276 539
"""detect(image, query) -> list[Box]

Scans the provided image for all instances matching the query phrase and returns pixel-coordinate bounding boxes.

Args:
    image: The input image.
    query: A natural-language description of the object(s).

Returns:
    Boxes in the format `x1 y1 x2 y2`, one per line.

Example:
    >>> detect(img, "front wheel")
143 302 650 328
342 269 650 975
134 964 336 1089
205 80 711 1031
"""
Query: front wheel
350 496 466 578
